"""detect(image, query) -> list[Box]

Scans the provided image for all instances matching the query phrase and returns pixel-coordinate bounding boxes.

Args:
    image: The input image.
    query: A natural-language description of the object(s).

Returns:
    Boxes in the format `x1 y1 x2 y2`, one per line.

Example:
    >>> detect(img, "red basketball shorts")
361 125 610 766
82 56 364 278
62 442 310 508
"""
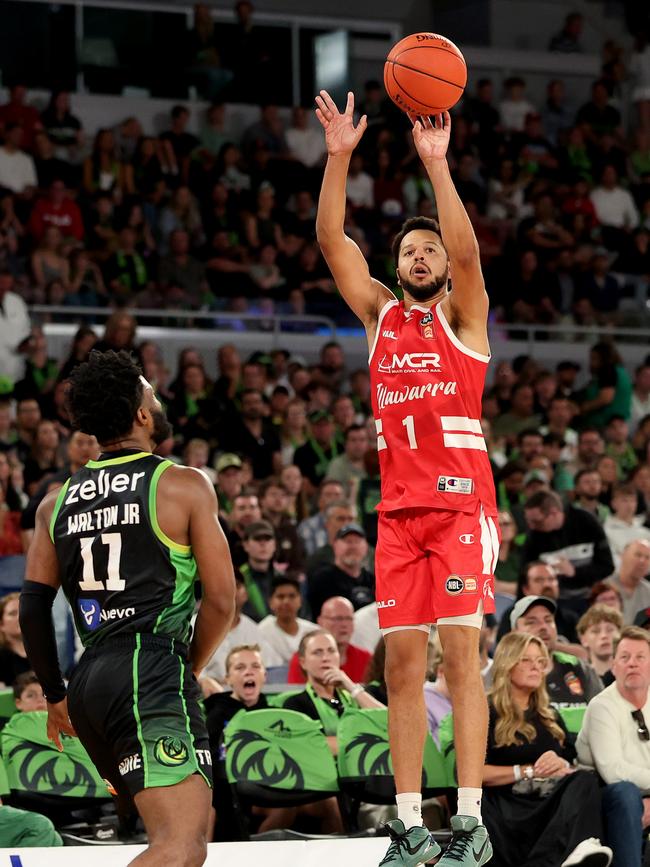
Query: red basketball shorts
375 504 500 628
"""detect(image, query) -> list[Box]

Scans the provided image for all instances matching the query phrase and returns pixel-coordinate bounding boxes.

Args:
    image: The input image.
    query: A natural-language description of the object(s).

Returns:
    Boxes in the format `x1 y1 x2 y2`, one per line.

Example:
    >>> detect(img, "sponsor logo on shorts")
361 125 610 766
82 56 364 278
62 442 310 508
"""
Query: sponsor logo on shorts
445 575 478 595
119 753 142 776
377 599 397 609
154 737 189 767
78 598 101 630
437 475 474 495
459 534 475 544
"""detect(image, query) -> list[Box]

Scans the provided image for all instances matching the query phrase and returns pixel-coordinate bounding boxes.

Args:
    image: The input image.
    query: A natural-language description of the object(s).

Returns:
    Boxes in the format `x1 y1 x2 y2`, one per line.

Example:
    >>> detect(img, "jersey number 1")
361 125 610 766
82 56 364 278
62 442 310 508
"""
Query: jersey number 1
78 533 125 591
376 415 419 450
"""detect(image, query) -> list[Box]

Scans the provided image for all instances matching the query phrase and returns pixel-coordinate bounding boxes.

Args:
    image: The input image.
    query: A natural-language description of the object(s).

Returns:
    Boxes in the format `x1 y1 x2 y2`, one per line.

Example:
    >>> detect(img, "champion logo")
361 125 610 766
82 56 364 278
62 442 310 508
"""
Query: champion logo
382 330 397 340
459 534 475 545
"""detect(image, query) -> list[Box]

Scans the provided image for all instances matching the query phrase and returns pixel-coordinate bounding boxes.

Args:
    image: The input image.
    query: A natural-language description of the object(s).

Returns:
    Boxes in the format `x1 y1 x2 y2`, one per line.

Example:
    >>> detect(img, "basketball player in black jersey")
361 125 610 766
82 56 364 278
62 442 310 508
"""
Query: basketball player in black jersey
20 350 236 866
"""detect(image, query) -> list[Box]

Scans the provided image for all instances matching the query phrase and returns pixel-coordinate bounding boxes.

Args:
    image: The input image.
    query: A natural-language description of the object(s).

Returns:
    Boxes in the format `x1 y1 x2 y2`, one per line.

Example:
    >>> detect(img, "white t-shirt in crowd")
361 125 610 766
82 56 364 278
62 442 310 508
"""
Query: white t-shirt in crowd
0 147 37 193
0 290 30 383
201 614 282 682
346 172 374 209
498 98 536 132
286 127 326 168
257 616 315 664
590 186 639 229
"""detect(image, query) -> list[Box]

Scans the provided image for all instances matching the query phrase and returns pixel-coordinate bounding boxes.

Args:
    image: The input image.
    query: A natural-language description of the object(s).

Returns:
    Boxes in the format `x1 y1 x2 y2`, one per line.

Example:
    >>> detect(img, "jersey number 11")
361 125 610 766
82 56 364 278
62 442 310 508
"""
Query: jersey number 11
78 533 125 591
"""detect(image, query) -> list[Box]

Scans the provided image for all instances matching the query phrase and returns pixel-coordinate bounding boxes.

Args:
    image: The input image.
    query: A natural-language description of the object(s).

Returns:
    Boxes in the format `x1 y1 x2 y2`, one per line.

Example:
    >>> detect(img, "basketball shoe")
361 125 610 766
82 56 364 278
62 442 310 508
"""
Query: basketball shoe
435 816 493 866
378 819 441 866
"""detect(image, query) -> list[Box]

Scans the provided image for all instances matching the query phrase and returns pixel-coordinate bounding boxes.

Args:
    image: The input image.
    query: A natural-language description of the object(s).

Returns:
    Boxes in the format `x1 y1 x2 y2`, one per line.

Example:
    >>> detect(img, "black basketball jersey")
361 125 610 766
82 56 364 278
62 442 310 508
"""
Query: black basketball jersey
50 450 198 648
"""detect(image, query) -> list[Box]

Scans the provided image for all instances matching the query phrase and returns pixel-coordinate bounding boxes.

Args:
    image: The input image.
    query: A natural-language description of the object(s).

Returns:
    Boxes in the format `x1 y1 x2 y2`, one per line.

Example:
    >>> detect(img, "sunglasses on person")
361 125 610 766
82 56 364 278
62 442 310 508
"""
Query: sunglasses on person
631 709 650 742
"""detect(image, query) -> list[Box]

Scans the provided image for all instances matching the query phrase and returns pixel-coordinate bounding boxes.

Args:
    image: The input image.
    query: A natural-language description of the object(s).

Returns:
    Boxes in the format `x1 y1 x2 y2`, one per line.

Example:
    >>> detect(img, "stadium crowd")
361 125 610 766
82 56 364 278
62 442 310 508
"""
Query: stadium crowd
0 11 650 865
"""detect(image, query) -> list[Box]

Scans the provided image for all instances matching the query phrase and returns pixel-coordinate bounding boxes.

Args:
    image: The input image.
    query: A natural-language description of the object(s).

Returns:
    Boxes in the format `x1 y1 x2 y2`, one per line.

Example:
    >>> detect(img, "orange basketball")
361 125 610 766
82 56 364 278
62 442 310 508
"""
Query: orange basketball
384 32 467 117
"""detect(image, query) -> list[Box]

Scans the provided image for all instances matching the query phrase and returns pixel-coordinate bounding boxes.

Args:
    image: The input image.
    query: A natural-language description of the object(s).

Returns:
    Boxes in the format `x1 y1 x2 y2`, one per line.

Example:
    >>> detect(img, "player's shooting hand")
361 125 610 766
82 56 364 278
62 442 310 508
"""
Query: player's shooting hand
46 698 76 752
410 111 451 163
315 90 367 156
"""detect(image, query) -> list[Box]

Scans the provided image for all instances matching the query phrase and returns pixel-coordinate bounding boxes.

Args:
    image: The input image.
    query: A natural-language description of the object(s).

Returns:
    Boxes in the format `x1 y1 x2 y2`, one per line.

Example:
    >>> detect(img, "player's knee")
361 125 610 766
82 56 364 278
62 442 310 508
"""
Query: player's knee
385 655 426 692
152 834 207 867
183 836 208 867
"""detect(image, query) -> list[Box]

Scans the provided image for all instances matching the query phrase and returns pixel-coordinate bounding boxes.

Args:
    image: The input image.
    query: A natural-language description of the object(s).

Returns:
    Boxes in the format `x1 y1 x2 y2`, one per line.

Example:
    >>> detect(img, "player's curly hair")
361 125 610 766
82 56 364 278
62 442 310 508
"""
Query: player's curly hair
67 350 143 445
391 216 444 265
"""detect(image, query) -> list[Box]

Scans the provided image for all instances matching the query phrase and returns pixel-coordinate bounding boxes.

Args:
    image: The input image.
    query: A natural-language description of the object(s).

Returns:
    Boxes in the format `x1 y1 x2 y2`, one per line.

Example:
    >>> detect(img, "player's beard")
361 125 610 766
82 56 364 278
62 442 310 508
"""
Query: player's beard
400 270 448 302
151 408 172 445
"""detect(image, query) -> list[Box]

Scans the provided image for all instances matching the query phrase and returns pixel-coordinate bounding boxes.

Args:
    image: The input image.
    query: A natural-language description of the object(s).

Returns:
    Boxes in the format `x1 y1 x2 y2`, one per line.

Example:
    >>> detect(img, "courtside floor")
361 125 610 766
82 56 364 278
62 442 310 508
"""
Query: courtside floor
1 838 391 866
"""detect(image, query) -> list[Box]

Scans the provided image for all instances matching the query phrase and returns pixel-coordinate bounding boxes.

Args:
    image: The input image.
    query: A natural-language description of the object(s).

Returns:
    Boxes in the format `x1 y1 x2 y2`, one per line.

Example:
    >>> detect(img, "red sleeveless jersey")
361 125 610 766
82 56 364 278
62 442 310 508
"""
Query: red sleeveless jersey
370 298 497 516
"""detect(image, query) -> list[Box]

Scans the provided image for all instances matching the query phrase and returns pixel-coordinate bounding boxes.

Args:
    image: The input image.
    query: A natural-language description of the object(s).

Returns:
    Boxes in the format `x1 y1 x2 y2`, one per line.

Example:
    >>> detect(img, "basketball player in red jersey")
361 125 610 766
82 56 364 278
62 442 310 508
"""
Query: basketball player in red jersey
315 91 497 867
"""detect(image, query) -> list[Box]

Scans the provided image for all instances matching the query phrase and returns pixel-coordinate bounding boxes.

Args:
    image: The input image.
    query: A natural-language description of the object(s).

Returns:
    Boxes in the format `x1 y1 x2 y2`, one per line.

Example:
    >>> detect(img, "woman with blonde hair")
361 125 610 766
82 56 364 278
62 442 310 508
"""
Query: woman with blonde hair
482 632 611 867
0 593 31 686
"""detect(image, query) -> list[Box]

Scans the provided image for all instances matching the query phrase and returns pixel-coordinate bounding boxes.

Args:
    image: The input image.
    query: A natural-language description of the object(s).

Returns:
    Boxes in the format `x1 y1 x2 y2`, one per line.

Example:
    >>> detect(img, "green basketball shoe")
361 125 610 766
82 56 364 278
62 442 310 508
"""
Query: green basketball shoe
436 816 493 866
378 819 441 866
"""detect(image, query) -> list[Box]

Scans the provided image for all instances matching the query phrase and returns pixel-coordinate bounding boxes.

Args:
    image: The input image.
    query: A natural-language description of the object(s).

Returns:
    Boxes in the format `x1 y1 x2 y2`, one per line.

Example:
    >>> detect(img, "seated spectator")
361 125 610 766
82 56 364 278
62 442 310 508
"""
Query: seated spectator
326 423 369 489
482 632 611 867
523 490 615 615
630 365 650 435
214 453 243 516
167 363 215 444
307 523 374 618
182 438 215 484
284 629 384 752
258 478 304 571
496 560 581 644
158 186 204 254
498 76 536 133
239 520 285 623
0 593 31 687
492 384 542 445
604 417 638 478
200 572 281 685
572 469 610 524
0 482 22 556
486 158 527 222
577 604 623 687
0 83 43 149
0 124 37 196
286 106 326 169
160 105 199 183
30 225 70 297
257 575 314 665
28 179 84 243
577 626 650 867
605 540 650 624
345 153 374 210
40 90 83 164
82 128 131 195
575 249 621 325
297 478 345 556
13 671 46 712
589 580 624 613
105 227 149 301
204 643 343 838
22 419 61 496
604 483 650 564
590 165 639 247
13 325 58 403
548 11 583 53
511 596 602 707
287 596 371 685
67 248 107 307
577 80 622 146
304 498 356 576
225 490 262 567
219 389 281 481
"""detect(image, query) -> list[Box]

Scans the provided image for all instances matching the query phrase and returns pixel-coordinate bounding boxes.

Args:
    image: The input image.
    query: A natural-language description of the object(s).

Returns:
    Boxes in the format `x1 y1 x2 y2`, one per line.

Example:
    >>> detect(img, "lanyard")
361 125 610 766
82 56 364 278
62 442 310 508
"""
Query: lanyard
308 436 338 475
306 682 353 736
239 563 268 619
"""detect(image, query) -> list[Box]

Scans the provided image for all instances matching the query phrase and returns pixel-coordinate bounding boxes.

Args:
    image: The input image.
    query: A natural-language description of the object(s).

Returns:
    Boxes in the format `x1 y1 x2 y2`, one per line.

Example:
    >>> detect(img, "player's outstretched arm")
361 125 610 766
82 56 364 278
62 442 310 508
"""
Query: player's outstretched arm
20 491 76 750
185 470 236 675
412 112 488 328
315 90 391 328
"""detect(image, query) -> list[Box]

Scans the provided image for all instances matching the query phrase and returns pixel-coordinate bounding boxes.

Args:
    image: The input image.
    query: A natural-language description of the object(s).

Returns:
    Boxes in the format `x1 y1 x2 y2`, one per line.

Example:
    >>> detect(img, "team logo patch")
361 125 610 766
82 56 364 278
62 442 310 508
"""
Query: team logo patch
420 311 433 326
78 598 101 631
154 737 189 767
437 475 474 495
445 575 478 595
419 311 436 339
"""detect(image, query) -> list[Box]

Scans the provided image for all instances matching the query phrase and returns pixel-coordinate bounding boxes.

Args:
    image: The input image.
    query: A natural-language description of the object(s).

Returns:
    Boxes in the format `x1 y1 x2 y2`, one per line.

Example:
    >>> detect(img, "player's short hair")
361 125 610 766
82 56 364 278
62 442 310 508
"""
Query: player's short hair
225 643 263 673
391 217 443 265
67 350 143 446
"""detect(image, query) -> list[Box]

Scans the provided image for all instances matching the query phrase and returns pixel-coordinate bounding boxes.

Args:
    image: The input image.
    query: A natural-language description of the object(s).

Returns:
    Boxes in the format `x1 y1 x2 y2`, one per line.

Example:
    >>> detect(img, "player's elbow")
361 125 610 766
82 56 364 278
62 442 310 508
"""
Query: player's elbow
316 220 342 249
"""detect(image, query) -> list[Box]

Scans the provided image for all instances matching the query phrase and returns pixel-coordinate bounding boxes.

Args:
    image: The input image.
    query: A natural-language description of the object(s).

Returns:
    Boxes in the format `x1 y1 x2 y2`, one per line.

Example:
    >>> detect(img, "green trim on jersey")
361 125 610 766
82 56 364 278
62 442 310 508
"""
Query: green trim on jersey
148 461 191 554
86 452 150 469
132 635 150 788
177 652 210 786
49 479 71 542
153 549 197 642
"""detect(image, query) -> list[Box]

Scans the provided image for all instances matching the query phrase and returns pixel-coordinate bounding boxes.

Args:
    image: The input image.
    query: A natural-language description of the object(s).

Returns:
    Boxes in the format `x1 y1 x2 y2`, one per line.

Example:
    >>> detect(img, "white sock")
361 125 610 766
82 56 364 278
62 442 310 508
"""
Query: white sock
457 787 483 823
396 791 423 829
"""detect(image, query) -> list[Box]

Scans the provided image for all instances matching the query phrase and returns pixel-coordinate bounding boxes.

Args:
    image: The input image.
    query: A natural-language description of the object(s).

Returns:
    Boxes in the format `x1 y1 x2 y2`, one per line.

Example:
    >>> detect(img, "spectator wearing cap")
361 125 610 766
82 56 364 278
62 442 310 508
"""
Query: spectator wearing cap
511 595 603 707
497 560 582 647
577 604 623 687
604 483 650 565
305 500 359 577
297 478 346 557
239 520 283 622
215 453 243 516
307 523 374 619
220 388 281 481
287 596 372 685
605 540 650 625
259 477 305 571
294 410 341 492
523 490 615 616
577 626 650 867
226 490 262 568
572 469 610 524
258 575 315 665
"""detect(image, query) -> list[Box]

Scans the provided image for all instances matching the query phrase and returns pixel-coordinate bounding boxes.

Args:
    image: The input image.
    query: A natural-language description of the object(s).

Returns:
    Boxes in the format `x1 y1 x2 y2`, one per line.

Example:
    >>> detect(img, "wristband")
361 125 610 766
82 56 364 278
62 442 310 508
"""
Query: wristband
513 764 522 782
350 684 364 699
523 765 534 780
